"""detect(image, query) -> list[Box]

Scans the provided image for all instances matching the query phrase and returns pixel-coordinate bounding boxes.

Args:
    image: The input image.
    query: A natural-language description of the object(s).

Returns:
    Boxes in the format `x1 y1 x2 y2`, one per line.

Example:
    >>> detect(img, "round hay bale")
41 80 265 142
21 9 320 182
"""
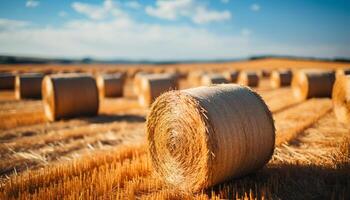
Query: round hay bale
223 71 239 83
138 74 178 107
42 74 99 122
336 68 350 77
270 70 292 89
332 75 350 124
15 73 44 99
292 70 336 100
237 71 259 87
133 71 149 95
201 74 229 86
96 73 124 99
147 84 275 192
0 73 15 90
188 71 206 87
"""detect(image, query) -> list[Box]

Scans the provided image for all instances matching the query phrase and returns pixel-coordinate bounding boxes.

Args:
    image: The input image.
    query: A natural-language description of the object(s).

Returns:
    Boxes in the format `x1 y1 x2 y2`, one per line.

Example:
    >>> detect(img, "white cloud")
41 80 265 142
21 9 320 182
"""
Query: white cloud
145 0 231 24
221 0 229 4
58 11 68 17
125 1 142 9
250 3 261 12
0 18 30 31
26 0 40 8
72 0 125 20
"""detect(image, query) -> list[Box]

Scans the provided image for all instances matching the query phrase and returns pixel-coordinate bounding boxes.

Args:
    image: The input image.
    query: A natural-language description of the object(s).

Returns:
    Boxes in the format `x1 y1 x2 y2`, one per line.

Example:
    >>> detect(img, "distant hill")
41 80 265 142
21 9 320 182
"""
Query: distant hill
0 55 349 65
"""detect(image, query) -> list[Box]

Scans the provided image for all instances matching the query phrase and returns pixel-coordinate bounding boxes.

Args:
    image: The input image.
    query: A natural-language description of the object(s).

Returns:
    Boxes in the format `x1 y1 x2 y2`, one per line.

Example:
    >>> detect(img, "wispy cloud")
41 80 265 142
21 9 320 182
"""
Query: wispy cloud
221 0 230 4
26 0 40 8
58 11 68 18
241 28 252 37
250 3 261 12
0 18 30 31
145 0 231 24
125 1 142 9
72 0 125 20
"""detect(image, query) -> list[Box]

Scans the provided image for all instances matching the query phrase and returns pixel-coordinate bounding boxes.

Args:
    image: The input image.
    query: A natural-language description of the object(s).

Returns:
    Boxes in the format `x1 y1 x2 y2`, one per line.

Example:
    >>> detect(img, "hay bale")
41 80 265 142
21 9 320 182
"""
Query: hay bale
133 72 149 95
332 75 350 124
96 73 124 99
237 71 259 87
138 74 178 107
188 71 206 87
0 73 15 90
336 68 350 77
270 70 292 88
262 70 271 77
42 74 99 122
147 84 275 192
15 73 44 99
201 74 229 86
223 71 239 83
292 70 336 100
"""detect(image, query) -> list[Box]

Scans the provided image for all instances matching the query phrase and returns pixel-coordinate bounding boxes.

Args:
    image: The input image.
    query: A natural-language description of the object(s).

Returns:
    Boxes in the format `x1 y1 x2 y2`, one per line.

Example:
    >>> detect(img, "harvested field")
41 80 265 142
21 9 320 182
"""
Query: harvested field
0 58 349 199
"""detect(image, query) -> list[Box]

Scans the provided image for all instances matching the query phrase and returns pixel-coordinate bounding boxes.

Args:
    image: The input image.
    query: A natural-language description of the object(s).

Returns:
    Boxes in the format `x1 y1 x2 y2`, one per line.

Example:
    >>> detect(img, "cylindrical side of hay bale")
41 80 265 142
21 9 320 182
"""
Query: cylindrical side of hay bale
292 70 335 100
237 71 259 87
201 74 228 86
270 70 292 89
42 74 99 122
147 84 275 192
15 73 44 99
138 74 178 107
96 73 124 99
0 73 15 90
223 71 239 83
332 75 350 124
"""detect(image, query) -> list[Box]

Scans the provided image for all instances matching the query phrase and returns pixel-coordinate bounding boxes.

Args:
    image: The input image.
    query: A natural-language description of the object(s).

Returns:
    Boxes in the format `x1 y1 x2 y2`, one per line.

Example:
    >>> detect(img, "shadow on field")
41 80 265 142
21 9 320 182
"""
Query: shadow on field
83 114 145 124
206 163 350 200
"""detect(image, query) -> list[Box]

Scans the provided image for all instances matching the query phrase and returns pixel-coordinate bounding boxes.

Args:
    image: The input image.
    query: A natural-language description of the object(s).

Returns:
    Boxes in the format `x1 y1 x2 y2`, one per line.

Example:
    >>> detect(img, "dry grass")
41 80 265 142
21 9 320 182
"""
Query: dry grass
0 58 349 199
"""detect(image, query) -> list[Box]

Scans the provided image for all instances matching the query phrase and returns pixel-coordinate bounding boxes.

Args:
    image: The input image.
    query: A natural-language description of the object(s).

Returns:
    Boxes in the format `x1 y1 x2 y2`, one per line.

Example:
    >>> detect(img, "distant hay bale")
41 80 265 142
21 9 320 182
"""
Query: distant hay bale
147 84 275 192
96 73 124 99
270 70 292 88
292 70 335 101
237 71 259 87
138 74 178 107
223 71 239 83
42 74 99 122
332 75 350 124
15 73 44 99
188 71 205 87
133 72 149 95
201 74 228 86
0 73 15 90
336 68 350 77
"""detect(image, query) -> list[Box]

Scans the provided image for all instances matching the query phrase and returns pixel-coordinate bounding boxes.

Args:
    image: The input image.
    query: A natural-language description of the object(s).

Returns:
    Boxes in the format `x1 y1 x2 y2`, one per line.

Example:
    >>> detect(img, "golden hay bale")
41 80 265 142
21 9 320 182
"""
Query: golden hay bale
237 71 259 87
201 74 229 86
96 73 124 99
138 74 178 107
133 71 149 95
336 68 350 77
270 70 292 88
332 75 350 124
0 73 15 90
292 70 335 100
147 84 275 192
15 73 44 99
42 74 99 122
188 71 207 87
223 71 239 83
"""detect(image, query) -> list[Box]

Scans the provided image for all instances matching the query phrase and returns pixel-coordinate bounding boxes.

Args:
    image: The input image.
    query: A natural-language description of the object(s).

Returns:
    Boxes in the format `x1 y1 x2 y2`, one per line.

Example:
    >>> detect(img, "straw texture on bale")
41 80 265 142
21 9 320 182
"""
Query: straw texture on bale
138 74 178 107
237 71 259 87
223 71 239 83
15 73 44 99
270 70 292 88
96 73 124 99
201 74 228 86
147 84 275 192
0 73 15 90
332 75 350 124
292 70 336 100
42 74 99 122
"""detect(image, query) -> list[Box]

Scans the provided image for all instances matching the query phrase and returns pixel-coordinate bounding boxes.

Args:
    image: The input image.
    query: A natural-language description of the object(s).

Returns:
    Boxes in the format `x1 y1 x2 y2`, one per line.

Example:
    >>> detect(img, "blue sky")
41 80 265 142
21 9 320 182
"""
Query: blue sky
0 0 349 60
